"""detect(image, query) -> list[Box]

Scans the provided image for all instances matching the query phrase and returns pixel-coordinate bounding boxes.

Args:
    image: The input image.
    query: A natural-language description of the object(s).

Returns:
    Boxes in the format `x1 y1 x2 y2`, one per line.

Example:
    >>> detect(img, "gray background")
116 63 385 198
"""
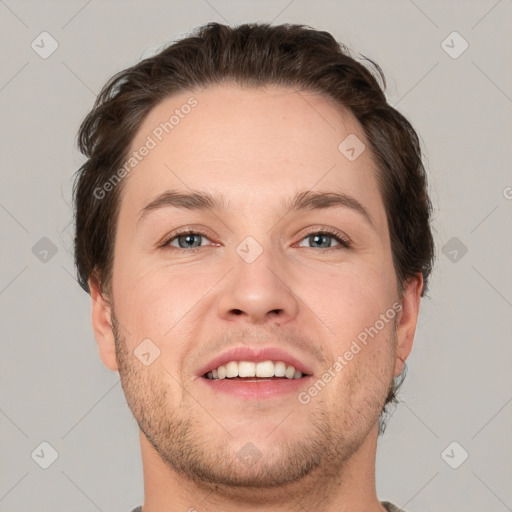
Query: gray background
1 0 511 511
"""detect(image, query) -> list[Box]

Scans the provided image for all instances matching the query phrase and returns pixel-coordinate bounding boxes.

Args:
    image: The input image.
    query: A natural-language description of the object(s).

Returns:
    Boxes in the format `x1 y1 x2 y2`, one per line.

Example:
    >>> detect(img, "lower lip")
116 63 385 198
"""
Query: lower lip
200 376 312 400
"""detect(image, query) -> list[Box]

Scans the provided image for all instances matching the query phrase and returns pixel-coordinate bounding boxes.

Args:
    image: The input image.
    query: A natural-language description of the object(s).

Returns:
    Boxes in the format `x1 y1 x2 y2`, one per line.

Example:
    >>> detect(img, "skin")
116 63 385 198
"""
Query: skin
89 84 423 512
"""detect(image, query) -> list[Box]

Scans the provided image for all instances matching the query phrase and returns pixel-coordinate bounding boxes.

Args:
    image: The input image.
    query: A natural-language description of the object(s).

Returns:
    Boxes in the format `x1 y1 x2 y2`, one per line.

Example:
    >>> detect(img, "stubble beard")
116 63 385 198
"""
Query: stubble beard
111 309 394 500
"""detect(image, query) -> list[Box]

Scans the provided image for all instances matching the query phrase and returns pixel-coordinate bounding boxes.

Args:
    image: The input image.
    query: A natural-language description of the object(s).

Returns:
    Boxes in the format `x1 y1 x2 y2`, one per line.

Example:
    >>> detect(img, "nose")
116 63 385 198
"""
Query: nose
215 243 299 325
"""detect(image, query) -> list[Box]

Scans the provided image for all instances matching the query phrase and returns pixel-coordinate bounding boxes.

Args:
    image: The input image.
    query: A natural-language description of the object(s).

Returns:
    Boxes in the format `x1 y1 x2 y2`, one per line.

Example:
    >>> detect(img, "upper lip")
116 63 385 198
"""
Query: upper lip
197 346 314 377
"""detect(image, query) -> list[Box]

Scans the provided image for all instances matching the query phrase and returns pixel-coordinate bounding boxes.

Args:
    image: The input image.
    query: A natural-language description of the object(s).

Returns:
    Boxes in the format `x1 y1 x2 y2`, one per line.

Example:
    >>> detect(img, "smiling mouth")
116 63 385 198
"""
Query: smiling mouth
201 360 310 381
203 375 309 381
200 360 313 401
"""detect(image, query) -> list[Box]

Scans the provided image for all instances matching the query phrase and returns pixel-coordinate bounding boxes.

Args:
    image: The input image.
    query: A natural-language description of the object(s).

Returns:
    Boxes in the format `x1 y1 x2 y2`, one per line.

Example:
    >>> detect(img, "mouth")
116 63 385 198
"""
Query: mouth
197 347 314 400
200 363 312 400
202 360 310 380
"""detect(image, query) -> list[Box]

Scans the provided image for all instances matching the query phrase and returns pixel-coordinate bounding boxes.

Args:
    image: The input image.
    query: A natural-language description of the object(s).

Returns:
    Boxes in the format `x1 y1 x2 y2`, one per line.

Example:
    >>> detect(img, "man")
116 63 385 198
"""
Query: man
73 22 434 512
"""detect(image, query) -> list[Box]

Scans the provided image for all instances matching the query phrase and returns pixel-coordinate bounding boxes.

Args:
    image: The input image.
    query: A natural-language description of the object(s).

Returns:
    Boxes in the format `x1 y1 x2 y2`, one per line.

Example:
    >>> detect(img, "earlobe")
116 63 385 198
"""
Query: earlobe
393 274 424 377
89 276 119 372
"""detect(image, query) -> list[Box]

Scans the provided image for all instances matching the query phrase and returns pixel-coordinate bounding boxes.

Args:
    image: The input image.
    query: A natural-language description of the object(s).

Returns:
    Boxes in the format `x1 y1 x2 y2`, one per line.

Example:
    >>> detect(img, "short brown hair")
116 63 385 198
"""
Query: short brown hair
73 22 435 426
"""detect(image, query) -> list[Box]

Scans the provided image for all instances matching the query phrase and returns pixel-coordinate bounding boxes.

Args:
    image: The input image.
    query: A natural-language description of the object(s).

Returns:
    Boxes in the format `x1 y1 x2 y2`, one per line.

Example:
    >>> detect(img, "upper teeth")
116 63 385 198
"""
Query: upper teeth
205 360 303 380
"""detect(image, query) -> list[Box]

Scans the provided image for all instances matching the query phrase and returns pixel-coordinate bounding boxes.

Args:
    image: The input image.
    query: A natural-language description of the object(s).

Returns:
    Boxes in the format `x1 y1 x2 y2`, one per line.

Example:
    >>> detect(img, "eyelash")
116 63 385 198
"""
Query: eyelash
159 227 352 253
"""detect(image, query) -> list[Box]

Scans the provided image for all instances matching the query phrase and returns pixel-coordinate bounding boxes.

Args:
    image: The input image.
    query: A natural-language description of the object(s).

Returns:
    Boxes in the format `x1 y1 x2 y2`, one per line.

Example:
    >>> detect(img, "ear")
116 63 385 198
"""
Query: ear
393 273 424 377
89 275 118 372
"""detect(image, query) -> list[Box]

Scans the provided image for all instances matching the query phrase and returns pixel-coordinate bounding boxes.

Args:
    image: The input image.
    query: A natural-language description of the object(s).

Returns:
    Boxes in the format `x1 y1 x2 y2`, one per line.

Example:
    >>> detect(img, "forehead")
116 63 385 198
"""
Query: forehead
119 84 385 230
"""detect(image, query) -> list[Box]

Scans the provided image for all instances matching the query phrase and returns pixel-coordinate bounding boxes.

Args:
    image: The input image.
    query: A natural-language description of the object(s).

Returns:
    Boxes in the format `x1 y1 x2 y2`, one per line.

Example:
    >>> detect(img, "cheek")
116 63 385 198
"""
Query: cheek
298 262 396 342
298 263 399 395
112 258 217 343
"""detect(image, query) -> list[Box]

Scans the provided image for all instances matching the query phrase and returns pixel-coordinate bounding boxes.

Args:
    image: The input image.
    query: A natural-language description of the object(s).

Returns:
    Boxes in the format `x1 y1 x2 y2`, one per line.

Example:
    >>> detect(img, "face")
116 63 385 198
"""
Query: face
91 84 421 493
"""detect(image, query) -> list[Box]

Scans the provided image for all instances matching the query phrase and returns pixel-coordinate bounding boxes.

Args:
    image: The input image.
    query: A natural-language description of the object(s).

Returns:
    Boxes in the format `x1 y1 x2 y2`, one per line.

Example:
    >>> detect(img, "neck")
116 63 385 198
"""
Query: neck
139 424 386 512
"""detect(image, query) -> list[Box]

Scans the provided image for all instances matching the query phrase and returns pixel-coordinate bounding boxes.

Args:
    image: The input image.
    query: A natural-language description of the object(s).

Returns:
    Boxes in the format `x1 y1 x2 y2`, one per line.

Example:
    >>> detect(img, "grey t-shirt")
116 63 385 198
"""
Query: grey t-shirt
131 502 404 511
382 502 406 512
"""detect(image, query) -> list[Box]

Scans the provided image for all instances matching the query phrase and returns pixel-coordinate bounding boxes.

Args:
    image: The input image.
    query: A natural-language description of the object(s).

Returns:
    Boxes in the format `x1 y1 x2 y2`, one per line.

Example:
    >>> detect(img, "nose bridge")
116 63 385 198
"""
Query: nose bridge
215 231 298 324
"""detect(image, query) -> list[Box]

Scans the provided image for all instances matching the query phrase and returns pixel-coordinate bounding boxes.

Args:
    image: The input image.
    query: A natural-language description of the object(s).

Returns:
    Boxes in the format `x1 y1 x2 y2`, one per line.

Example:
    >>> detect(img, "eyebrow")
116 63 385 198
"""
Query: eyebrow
137 189 375 230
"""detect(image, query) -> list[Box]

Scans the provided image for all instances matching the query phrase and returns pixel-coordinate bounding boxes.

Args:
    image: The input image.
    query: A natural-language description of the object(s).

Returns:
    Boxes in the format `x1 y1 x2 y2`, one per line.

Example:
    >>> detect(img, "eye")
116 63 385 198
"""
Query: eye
297 229 351 250
161 229 214 251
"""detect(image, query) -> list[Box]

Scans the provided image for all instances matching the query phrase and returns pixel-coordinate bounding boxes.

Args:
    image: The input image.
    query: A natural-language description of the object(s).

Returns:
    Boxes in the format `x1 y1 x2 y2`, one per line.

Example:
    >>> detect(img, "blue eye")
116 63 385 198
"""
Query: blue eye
165 231 211 250
297 230 351 250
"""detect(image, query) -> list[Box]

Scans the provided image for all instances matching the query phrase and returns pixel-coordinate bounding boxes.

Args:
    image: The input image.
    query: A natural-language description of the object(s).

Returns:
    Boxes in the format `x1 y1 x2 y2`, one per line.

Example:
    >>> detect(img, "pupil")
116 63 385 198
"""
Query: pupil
312 234 329 248
180 234 200 248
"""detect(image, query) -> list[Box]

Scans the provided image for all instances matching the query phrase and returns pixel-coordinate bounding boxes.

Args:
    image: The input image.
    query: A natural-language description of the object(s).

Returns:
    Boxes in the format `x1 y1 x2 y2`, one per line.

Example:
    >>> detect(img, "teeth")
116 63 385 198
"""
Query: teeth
225 361 239 378
285 365 296 379
239 361 256 377
256 361 274 378
205 360 306 380
274 361 286 377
